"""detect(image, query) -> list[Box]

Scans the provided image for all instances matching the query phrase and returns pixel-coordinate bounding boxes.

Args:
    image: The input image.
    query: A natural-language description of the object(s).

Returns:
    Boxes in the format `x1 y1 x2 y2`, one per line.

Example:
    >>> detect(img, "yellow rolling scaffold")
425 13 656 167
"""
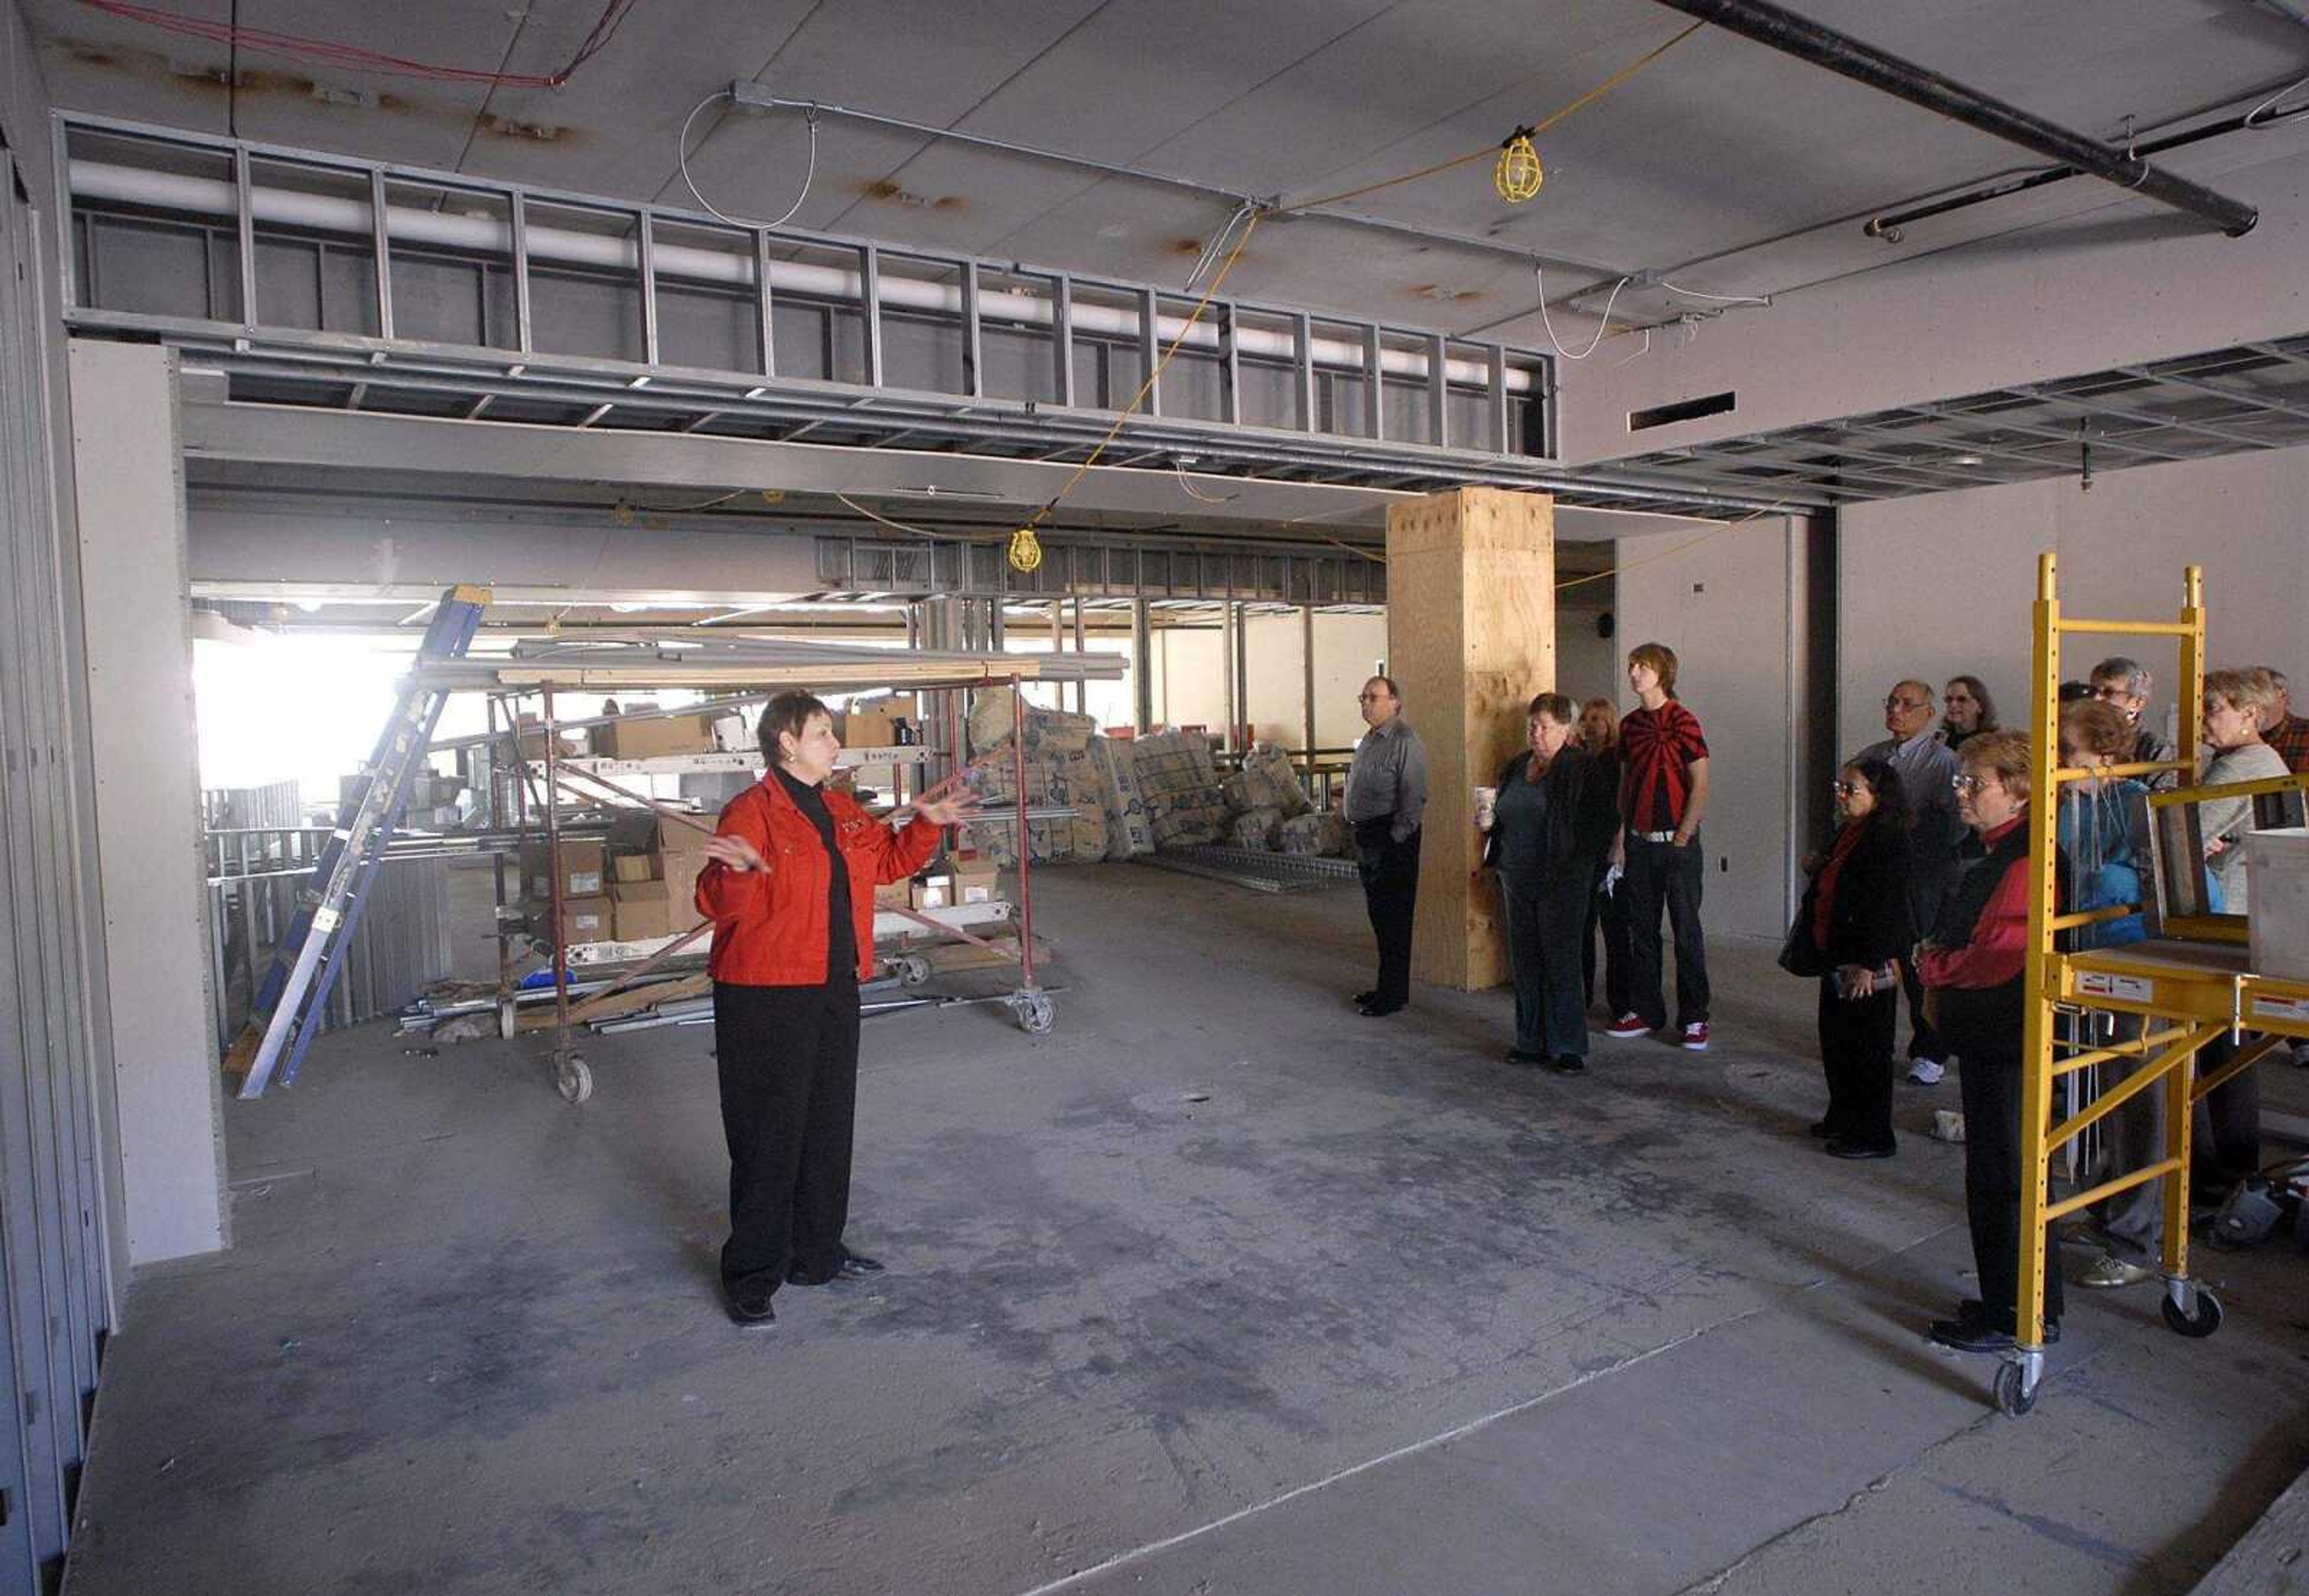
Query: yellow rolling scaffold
2001 554 2309 1416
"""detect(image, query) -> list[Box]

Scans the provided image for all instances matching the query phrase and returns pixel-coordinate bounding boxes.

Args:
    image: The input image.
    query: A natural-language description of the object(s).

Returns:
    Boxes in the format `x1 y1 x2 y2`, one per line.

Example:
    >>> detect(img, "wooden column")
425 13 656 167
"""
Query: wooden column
1385 486 1556 991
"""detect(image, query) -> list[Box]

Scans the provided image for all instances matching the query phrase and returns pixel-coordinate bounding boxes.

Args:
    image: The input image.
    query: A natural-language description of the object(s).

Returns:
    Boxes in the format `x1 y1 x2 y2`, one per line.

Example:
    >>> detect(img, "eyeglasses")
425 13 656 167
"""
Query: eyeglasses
1830 781 1864 797
2089 684 2133 702
1951 773 1997 794
1357 692 1389 703
1884 696 1930 712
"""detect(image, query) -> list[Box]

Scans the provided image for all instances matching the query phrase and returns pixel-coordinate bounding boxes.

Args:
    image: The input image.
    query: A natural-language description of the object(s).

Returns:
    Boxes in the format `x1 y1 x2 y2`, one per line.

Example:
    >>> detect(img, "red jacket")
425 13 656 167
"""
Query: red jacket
694 776 941 986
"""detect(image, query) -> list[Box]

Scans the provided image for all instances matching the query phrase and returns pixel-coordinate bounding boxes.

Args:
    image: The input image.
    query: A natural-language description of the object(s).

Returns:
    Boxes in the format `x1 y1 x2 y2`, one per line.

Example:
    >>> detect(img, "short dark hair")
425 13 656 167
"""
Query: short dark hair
1841 753 1911 831
1527 692 1575 724
758 691 832 764
1366 675 1400 701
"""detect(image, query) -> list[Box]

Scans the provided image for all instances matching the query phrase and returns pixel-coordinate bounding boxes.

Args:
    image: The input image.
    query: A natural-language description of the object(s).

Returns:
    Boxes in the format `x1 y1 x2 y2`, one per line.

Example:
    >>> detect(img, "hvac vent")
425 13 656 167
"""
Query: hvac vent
1629 391 1737 432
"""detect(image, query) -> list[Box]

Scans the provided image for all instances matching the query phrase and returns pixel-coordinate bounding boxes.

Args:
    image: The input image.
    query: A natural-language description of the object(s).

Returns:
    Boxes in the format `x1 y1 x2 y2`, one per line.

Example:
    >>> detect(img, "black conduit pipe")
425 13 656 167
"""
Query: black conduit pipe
1651 0 2259 237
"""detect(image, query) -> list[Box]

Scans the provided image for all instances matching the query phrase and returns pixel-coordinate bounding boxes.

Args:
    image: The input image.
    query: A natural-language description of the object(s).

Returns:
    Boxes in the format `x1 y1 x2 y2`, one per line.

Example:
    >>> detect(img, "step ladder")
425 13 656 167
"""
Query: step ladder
225 585 491 1097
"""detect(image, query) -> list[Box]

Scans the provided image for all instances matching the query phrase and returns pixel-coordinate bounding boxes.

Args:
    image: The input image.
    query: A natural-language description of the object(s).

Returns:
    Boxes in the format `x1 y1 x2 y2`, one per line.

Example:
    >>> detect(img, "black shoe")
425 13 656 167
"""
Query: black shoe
1550 1054 1587 1076
1504 1048 1547 1067
787 1252 887 1286
1352 989 1378 1008
1824 1138 1895 1160
1808 1119 1839 1139
725 1284 777 1326
1357 999 1405 1018
1930 1307 2059 1351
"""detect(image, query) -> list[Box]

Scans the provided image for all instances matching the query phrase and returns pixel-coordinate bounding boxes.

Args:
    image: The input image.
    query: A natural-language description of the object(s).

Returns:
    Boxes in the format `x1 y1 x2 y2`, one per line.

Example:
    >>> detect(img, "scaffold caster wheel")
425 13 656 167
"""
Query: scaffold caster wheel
498 997 518 1041
2161 1285 2222 1339
1993 1360 2037 1417
1013 990 1055 1036
894 954 932 988
556 1057 593 1105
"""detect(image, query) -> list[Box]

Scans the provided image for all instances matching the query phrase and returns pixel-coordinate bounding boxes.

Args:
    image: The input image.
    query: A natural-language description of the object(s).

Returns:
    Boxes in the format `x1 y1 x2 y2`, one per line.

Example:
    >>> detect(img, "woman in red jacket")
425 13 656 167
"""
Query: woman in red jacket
695 692 975 1327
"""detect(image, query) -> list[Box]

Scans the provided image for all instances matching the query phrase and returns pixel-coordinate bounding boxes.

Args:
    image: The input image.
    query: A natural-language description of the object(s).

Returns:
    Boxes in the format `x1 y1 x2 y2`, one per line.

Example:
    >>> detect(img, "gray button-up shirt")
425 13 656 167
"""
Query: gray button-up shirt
1345 716 1428 842
1859 726 1963 867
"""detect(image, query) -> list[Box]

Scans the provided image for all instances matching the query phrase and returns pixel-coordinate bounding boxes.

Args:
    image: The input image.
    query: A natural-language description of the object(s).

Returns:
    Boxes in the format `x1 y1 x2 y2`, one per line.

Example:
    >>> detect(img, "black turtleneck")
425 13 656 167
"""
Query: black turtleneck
773 765 856 983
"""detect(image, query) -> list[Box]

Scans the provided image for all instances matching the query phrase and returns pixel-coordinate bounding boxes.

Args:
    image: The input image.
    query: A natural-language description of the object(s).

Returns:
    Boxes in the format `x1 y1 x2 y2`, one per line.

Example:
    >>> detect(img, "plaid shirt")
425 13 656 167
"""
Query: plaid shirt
2266 712 2309 775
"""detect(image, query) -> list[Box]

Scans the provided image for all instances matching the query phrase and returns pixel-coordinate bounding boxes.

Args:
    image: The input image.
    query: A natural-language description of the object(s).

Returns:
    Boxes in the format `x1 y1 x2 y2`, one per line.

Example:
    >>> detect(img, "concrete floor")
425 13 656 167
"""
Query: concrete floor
63 867 2309 1595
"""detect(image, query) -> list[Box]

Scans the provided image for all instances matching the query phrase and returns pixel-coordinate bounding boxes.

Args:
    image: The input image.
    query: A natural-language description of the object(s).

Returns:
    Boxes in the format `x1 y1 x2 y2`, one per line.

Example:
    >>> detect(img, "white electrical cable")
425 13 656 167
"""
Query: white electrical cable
677 88 818 230
1173 459 1239 504
1183 201 1257 292
1656 277 1771 306
1533 263 1630 361
2243 72 2309 130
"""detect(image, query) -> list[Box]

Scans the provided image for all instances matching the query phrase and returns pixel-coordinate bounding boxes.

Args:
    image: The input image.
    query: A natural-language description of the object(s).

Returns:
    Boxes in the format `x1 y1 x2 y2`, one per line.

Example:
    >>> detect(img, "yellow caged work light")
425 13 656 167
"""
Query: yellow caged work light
1494 125 1544 203
1007 524 1044 574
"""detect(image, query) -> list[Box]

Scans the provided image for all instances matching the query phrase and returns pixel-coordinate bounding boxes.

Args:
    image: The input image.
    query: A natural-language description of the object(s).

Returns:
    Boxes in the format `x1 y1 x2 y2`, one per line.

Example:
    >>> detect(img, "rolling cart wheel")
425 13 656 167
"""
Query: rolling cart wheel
1015 991 1056 1036
895 954 933 988
556 1057 594 1105
1993 1360 2037 1417
2160 1286 2222 1339
498 997 518 1041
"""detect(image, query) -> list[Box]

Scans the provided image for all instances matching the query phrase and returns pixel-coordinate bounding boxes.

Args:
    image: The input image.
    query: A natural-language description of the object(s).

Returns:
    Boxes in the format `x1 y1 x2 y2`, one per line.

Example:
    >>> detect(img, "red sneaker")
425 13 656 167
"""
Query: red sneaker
1681 1022 1711 1052
1606 1013 1649 1039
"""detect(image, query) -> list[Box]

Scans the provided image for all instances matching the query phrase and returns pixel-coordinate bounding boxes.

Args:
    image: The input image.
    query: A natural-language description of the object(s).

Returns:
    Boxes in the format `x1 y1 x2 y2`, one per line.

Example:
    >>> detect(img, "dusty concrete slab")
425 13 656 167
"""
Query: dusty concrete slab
60 866 2309 1595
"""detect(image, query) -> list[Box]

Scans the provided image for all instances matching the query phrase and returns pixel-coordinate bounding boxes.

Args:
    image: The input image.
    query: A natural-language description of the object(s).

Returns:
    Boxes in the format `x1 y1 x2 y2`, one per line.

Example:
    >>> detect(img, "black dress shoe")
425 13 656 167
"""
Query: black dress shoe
1550 1054 1587 1076
1352 989 1378 1008
1930 1307 2059 1351
1808 1119 1839 1139
1824 1138 1895 1160
788 1251 887 1286
725 1285 777 1327
1504 1048 1547 1066
1357 999 1405 1017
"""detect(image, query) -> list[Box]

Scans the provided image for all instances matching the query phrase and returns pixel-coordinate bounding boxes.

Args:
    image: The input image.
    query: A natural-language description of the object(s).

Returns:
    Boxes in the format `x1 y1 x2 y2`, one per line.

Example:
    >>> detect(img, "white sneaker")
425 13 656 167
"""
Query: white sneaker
1908 1057 1946 1085
2079 1253 2155 1289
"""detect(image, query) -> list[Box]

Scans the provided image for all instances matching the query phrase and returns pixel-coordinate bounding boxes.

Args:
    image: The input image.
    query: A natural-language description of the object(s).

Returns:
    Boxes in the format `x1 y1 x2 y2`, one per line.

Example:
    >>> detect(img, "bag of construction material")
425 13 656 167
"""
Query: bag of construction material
1131 730 1227 847
1230 806 1284 850
969 694 1096 757
1240 743 1311 817
1090 737 1156 859
1278 810 1351 857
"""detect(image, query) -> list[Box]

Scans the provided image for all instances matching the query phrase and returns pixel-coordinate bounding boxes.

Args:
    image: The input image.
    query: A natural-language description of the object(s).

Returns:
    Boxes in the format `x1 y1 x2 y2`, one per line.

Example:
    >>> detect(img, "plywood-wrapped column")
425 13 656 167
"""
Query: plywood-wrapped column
1385 487 1556 991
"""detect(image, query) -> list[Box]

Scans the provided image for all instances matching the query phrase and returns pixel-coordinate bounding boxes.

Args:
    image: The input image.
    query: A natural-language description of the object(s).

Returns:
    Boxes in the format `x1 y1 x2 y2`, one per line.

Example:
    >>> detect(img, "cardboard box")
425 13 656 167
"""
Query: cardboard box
713 713 755 754
522 838 606 900
595 713 719 760
612 853 659 883
660 851 707 915
557 895 613 945
2246 827 2309 981
609 885 675 943
605 811 719 859
874 880 912 909
952 862 999 906
911 873 952 910
843 703 903 748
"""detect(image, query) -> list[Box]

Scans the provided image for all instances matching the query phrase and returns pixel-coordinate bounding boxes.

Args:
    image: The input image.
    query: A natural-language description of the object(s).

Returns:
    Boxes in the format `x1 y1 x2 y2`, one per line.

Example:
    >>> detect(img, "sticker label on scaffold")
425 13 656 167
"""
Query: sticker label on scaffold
2249 995 2309 1025
2076 971 2153 1004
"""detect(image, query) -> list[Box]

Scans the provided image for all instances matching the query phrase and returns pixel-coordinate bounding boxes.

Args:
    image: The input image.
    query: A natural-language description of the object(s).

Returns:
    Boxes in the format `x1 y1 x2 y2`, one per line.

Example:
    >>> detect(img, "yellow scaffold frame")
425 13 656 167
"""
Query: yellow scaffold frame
2002 554 2309 1416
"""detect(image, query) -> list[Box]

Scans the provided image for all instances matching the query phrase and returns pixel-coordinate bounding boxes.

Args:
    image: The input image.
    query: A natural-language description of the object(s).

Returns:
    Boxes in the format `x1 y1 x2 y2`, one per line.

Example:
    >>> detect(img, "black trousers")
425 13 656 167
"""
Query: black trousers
1501 871 1590 1058
1583 856 1632 1017
1899 870 1949 1063
1955 1040 2065 1334
2191 1033 2260 1197
1816 977 1897 1149
713 978 862 1297
1356 826 1421 1007
1622 833 1709 1030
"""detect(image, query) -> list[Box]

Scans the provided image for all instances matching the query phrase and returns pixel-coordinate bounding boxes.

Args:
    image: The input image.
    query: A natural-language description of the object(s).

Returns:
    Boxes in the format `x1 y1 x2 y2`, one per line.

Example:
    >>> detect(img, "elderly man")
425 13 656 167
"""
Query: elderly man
1858 680 1962 1084
2088 657 2179 791
2258 667 2309 773
1344 675 1428 1017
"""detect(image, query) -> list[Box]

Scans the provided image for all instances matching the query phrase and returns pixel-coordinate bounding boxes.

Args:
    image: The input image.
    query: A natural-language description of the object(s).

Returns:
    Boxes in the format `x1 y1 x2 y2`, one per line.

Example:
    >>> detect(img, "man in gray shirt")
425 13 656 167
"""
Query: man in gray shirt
1858 679 1962 1083
1344 675 1428 1017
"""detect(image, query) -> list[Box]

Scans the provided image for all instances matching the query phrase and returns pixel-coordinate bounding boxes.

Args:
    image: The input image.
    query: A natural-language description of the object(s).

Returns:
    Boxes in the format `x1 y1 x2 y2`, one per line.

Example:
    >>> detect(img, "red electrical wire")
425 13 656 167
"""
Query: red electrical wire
76 0 638 90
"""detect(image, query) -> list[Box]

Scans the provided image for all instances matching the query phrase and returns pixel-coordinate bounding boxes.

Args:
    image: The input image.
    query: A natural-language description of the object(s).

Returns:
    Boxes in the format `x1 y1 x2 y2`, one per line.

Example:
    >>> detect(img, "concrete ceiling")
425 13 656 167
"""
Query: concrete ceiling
29 0 2309 356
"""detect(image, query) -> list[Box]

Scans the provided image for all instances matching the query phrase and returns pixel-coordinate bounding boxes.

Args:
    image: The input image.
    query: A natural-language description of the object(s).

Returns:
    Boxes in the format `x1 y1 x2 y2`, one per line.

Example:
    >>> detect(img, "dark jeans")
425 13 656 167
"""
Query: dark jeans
1817 977 1897 1149
713 977 863 1298
1501 871 1590 1058
1583 856 1632 1017
1357 824 1421 1007
2191 1033 2260 1197
1622 832 1708 1030
1956 1039 2065 1335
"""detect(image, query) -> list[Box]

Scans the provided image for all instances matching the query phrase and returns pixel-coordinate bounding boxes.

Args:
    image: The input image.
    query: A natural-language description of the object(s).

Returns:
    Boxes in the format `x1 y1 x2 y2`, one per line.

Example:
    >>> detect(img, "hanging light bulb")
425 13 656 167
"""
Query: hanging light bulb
1494 125 1544 203
1007 524 1044 574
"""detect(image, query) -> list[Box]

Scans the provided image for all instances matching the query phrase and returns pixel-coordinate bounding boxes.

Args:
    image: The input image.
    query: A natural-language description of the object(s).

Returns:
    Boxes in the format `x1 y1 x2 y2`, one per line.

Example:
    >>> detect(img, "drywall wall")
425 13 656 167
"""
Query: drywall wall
1837 444 2309 764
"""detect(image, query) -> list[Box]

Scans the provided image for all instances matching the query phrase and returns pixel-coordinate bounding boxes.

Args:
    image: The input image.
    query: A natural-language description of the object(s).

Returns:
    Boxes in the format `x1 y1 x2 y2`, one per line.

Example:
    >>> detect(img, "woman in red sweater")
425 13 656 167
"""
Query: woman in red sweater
695 692 975 1327
1915 729 2063 1353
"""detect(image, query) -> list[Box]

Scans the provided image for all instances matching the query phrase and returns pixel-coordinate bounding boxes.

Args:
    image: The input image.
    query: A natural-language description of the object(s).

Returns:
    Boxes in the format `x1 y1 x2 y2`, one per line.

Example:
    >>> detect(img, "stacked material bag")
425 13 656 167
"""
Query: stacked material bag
968 693 1096 756
1230 808 1284 850
1233 743 1311 818
1128 730 1229 847
1279 810 1351 856
1091 736 1156 859
966 695 1111 865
